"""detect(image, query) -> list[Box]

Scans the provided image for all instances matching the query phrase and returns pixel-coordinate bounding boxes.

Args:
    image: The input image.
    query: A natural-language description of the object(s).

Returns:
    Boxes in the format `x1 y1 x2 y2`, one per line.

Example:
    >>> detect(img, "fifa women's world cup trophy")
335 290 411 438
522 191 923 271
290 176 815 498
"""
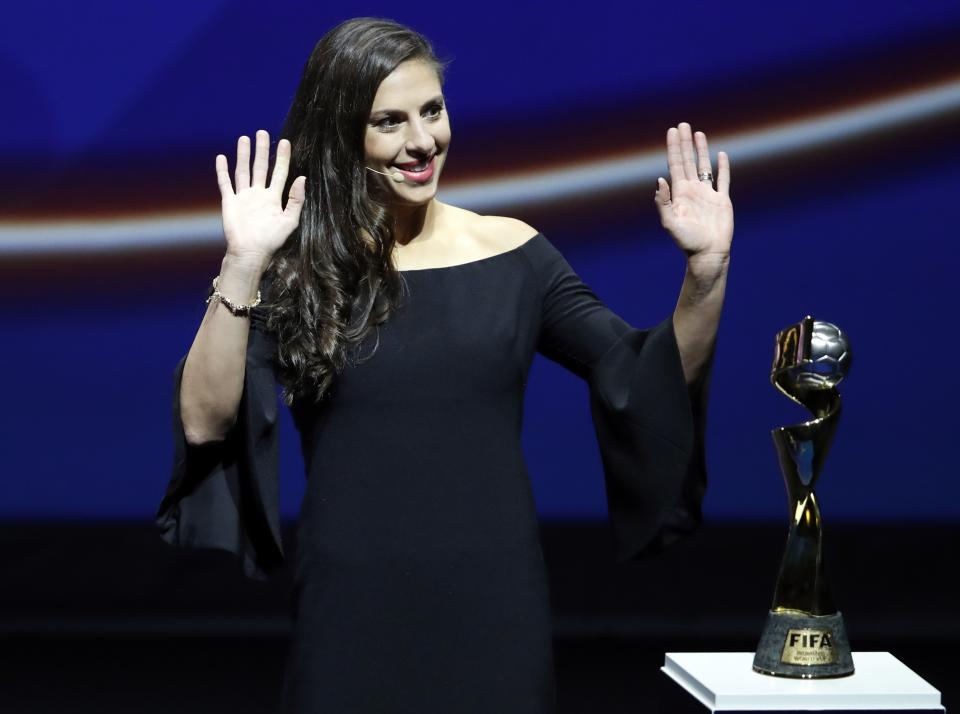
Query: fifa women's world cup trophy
753 316 855 678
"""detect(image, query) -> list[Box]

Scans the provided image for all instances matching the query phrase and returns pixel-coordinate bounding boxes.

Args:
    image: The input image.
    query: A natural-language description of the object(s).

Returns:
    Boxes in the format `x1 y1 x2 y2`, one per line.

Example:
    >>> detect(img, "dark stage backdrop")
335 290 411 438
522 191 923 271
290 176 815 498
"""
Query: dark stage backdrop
2 0 959 526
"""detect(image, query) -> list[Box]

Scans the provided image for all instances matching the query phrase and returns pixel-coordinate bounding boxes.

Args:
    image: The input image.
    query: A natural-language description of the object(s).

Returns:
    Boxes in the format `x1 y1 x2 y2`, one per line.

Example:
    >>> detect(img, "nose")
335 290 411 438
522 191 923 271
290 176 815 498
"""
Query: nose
404 117 435 155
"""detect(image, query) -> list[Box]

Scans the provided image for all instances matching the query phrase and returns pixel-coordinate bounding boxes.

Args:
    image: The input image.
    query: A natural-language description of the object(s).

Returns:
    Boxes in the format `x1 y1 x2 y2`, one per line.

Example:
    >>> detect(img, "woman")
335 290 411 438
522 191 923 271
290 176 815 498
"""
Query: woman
157 17 732 713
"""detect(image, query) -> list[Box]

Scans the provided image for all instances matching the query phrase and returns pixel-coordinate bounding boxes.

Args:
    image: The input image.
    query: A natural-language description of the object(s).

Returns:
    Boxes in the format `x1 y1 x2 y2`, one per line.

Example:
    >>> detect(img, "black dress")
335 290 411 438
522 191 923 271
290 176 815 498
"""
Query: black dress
157 232 710 713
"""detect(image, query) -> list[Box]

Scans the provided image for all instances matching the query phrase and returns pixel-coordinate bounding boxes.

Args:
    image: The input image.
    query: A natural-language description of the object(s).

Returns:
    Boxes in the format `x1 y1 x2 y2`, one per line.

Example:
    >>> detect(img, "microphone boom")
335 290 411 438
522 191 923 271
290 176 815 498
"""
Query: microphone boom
365 166 406 183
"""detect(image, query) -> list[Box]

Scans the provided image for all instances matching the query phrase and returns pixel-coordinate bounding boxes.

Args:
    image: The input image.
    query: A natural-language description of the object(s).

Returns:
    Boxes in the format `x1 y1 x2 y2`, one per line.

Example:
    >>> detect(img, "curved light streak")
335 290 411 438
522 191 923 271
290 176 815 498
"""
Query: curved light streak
2 77 959 256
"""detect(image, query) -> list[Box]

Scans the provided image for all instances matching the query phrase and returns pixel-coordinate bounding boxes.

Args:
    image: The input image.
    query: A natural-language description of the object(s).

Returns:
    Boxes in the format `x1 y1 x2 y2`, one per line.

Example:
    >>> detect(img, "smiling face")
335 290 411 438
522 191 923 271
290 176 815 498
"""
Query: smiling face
364 59 450 206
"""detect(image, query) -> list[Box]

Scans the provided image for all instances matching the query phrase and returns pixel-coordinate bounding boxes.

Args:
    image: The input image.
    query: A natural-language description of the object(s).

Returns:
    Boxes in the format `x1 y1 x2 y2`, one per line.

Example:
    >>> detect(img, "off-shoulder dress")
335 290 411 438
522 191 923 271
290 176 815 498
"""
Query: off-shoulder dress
157 232 710 713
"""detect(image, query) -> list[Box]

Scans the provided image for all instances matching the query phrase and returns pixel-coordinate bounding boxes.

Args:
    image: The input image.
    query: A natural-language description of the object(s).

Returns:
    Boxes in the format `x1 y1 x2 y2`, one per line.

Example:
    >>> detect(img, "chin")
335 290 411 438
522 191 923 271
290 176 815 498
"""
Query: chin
401 186 438 203
392 179 441 206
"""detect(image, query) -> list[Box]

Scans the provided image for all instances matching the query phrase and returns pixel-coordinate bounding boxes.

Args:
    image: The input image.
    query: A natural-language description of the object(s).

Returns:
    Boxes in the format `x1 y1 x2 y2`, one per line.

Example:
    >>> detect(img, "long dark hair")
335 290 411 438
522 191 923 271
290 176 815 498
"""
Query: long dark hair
267 18 445 405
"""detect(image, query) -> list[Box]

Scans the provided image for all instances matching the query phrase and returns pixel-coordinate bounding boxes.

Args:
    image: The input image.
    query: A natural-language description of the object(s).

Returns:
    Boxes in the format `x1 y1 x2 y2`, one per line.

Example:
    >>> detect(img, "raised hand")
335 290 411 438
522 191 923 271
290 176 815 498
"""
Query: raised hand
215 129 307 264
655 122 733 271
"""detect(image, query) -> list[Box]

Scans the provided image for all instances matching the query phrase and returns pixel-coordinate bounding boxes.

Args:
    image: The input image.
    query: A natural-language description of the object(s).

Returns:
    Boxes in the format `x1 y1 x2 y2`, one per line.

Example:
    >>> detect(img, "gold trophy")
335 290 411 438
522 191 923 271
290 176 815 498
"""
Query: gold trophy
753 316 855 678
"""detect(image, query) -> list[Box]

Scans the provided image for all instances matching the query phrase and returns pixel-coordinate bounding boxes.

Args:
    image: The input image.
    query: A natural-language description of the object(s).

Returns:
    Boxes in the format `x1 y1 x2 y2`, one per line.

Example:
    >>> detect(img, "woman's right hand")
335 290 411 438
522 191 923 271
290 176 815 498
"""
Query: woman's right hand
216 129 307 264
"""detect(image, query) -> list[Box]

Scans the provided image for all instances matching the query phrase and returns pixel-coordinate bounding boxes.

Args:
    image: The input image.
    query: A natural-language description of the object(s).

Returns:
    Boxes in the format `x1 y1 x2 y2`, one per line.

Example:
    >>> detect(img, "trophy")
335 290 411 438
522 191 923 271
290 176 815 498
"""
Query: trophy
753 316 855 678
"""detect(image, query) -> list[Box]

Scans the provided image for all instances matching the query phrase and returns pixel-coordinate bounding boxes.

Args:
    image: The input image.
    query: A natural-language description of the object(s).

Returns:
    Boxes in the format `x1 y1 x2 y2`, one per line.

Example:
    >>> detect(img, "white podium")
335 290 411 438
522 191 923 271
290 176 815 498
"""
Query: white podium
660 652 944 712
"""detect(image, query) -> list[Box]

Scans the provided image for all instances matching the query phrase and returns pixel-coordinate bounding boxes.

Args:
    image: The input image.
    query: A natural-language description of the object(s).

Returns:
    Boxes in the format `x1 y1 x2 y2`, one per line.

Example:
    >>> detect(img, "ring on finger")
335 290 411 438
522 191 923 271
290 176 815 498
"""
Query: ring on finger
698 171 714 183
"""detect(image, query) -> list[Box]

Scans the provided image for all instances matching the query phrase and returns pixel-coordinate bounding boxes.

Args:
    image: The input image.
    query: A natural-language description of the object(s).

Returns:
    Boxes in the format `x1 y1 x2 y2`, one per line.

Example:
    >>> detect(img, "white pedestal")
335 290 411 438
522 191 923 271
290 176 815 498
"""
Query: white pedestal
661 652 944 712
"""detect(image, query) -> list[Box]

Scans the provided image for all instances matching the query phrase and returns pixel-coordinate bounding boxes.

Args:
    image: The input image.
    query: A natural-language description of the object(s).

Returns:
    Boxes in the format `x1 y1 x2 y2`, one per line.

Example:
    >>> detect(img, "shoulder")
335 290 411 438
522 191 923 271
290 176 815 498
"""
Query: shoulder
442 203 540 252
459 212 571 289
461 213 569 279
471 215 540 249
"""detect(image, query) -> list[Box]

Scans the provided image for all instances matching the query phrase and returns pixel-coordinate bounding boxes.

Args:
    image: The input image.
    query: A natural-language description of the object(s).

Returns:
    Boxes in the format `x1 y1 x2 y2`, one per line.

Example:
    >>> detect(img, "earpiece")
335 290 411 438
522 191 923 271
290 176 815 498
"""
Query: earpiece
366 166 406 183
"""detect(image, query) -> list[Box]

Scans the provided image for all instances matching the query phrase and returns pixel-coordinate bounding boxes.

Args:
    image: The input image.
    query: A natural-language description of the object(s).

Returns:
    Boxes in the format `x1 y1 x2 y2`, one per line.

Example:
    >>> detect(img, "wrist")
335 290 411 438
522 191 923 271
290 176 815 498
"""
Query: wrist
221 251 271 279
686 251 729 281
207 275 262 316
680 253 729 304
215 253 269 307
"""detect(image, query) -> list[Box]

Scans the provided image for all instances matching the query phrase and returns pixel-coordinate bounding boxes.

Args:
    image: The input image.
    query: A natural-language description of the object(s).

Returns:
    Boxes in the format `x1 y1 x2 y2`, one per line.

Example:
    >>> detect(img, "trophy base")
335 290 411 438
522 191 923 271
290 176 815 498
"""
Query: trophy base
753 610 854 678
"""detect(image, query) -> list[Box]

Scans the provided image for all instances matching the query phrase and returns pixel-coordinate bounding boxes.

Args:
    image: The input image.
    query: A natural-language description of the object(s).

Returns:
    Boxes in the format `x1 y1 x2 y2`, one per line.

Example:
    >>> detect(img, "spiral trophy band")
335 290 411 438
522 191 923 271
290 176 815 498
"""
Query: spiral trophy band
752 316 855 678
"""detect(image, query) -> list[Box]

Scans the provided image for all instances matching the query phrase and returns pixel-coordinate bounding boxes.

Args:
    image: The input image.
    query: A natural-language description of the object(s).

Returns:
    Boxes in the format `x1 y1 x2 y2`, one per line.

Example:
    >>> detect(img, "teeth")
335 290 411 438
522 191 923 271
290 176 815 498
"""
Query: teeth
396 159 430 171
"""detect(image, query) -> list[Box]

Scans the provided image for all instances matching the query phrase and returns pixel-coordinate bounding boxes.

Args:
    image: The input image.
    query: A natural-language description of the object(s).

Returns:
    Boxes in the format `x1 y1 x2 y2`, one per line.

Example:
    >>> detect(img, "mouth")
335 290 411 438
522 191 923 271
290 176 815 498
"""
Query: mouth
391 155 436 183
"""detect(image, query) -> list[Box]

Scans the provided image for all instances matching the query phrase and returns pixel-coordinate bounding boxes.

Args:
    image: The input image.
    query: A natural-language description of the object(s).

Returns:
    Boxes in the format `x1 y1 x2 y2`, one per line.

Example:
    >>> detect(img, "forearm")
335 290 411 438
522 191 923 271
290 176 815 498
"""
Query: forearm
671 254 729 384
180 253 270 445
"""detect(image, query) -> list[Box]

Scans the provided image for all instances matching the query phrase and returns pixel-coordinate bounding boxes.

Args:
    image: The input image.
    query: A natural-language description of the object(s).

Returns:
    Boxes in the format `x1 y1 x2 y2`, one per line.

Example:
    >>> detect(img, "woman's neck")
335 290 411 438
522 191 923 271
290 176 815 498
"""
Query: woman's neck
391 199 441 246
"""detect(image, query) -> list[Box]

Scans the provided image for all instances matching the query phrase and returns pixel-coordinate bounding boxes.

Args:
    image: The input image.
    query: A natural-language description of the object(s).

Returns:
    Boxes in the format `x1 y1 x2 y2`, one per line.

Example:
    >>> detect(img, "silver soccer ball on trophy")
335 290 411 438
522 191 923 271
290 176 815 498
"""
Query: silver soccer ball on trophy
784 321 852 391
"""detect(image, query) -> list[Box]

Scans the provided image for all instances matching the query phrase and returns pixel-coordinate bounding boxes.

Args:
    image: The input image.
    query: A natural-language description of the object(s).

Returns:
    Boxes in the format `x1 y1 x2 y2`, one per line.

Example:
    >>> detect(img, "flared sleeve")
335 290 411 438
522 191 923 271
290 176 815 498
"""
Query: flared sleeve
527 235 712 560
155 306 284 581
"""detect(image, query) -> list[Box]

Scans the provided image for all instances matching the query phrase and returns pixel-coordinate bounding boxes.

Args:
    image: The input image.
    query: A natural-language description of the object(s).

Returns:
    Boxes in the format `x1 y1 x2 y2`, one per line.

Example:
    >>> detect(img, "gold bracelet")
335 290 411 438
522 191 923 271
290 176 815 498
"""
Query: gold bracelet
206 275 262 316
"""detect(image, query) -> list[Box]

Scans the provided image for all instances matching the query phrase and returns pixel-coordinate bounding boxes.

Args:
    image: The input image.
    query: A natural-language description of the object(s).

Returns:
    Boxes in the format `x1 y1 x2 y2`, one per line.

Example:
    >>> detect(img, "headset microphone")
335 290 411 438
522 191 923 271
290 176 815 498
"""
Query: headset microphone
366 166 406 183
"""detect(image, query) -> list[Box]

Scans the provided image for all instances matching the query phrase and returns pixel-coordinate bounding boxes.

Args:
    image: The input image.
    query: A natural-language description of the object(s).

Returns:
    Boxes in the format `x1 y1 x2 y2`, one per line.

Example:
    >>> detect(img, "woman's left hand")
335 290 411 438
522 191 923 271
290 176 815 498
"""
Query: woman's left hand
655 122 733 276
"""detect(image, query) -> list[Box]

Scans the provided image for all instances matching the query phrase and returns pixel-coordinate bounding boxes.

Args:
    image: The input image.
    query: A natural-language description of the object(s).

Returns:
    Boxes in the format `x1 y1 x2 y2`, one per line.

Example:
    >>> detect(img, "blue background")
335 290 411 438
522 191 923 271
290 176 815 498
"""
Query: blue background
2 0 958 523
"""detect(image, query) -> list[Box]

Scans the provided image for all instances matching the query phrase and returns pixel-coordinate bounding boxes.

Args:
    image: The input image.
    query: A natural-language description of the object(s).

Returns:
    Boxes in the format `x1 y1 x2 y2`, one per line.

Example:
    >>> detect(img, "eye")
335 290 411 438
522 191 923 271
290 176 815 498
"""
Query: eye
372 114 402 131
424 102 444 120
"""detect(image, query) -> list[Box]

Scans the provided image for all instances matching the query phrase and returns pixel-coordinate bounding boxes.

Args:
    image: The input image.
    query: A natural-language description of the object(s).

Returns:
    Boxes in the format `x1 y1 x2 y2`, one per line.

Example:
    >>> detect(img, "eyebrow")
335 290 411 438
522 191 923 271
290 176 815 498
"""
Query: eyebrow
369 95 444 118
